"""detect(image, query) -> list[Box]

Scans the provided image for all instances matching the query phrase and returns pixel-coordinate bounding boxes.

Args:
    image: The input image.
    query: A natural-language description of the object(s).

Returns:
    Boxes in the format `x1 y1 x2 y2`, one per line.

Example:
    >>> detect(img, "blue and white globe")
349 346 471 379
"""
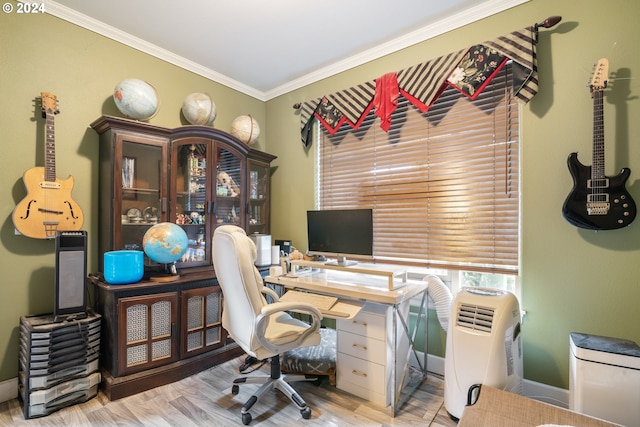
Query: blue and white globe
113 78 159 120
182 92 216 125
142 222 188 264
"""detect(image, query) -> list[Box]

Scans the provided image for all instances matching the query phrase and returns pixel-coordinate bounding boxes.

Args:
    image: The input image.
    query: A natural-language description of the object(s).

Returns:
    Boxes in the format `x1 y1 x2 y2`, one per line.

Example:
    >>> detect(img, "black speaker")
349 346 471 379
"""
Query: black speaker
54 231 88 321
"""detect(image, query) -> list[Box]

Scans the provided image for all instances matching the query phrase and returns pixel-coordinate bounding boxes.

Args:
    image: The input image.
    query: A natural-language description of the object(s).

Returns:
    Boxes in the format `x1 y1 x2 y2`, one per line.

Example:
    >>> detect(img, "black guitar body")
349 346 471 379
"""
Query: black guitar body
562 152 636 230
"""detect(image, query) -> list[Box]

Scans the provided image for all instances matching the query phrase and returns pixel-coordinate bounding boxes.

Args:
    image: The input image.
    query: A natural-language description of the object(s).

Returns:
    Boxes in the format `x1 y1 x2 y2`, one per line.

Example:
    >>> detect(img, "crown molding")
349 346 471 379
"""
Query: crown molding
42 0 528 102
264 0 529 99
42 0 265 100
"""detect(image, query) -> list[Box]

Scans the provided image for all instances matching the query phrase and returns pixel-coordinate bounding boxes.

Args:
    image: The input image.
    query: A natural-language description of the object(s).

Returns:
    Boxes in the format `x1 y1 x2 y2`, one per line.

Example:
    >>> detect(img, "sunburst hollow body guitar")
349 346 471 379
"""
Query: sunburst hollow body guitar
12 92 84 239
562 59 636 230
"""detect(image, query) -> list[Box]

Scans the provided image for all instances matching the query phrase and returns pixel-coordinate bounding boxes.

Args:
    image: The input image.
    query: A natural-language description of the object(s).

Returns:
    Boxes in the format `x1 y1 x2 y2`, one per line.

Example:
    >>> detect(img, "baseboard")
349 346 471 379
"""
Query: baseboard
0 377 18 404
419 353 569 408
426 352 445 376
523 378 570 408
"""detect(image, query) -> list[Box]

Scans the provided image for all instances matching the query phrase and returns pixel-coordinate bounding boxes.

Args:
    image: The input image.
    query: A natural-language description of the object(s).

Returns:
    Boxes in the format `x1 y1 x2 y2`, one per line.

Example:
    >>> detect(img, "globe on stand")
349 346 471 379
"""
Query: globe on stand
142 222 188 282
230 115 260 145
181 93 216 125
113 78 159 121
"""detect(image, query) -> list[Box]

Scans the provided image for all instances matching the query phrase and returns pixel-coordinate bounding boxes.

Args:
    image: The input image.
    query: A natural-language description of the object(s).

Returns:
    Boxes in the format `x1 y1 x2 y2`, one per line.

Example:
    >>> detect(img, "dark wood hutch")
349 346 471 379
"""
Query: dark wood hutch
89 115 276 400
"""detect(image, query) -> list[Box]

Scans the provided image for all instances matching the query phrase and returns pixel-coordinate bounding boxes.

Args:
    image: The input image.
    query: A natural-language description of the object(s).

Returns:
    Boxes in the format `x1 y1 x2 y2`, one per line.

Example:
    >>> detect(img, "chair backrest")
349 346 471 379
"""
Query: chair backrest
213 225 268 354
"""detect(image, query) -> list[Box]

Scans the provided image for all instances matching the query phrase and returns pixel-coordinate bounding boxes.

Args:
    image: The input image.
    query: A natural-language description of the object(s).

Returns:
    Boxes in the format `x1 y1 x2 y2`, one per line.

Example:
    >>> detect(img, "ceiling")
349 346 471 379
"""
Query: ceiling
45 0 526 101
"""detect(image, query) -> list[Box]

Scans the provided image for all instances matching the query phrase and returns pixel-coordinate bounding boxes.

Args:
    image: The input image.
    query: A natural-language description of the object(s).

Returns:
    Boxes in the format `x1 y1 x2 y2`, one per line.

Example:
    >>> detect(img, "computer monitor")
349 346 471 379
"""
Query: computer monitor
306 209 373 266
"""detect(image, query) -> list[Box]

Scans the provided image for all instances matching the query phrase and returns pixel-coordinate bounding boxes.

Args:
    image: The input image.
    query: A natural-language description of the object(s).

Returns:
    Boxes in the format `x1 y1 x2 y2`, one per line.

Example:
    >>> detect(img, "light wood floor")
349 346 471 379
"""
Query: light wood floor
1 355 458 426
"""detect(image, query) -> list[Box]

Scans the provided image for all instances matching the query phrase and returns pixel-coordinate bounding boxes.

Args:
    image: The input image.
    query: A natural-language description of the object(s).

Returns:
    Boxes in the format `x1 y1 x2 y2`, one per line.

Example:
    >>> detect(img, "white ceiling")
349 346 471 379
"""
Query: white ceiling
44 0 527 101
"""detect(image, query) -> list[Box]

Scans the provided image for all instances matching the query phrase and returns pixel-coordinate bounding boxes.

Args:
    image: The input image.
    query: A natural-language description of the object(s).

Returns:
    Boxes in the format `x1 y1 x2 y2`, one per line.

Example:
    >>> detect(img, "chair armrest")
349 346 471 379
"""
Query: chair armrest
261 286 280 302
261 300 322 321
255 301 322 354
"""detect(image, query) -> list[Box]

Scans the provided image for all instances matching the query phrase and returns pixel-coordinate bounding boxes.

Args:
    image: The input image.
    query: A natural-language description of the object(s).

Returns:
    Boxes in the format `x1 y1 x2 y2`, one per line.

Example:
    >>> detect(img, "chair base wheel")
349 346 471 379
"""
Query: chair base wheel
232 384 239 395
301 406 311 419
242 412 252 425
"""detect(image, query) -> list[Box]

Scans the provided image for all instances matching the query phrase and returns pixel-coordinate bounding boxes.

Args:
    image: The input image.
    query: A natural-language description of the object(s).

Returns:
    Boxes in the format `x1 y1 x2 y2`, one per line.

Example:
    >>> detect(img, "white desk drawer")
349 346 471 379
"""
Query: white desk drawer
336 352 386 399
338 330 386 365
337 310 385 341
337 377 387 407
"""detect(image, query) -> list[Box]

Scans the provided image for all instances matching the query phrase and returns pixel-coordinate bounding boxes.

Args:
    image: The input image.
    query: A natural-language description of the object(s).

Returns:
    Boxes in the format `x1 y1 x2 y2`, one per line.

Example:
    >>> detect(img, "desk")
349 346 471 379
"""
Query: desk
459 385 621 427
265 266 428 416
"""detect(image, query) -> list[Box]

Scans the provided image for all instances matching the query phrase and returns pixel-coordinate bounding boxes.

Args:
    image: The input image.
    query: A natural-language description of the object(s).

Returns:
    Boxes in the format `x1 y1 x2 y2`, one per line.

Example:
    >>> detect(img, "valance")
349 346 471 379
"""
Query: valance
299 22 548 148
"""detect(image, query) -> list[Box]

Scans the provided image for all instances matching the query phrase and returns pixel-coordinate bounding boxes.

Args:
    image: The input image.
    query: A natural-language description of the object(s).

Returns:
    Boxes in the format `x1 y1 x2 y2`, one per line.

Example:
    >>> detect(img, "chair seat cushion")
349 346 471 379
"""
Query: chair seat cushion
281 328 337 385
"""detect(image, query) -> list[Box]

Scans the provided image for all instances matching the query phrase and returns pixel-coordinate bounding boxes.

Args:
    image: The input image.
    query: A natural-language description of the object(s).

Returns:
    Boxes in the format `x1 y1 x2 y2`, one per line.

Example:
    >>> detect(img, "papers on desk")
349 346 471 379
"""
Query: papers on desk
280 290 363 319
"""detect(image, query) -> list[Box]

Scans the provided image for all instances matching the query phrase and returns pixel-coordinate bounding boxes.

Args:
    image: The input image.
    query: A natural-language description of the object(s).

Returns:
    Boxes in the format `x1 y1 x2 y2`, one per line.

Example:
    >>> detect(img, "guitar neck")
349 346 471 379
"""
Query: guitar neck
44 111 56 182
591 90 605 180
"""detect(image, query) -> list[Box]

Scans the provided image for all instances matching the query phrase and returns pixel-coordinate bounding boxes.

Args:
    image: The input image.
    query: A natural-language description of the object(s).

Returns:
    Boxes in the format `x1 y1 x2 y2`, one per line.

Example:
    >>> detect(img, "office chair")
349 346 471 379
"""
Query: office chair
213 225 322 425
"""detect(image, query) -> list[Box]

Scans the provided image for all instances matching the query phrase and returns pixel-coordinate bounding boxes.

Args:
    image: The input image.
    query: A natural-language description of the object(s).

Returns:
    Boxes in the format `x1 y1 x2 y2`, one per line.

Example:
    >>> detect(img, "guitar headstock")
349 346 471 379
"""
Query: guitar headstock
589 58 609 95
40 92 59 118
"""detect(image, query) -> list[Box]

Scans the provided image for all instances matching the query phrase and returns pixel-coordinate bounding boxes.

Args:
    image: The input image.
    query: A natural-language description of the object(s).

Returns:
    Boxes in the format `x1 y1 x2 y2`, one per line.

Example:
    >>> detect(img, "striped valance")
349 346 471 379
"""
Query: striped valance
299 24 541 148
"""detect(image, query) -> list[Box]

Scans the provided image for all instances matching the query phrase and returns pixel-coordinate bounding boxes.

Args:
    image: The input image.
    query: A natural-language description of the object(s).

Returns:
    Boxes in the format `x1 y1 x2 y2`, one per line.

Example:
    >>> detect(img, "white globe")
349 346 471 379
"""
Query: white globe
113 78 159 120
230 115 260 145
181 92 216 125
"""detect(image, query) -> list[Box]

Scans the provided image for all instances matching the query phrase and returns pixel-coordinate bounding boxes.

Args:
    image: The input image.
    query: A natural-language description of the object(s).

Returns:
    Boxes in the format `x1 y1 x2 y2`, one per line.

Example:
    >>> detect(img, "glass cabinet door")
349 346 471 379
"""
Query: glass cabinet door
248 160 270 235
214 146 243 231
173 141 210 268
93 116 275 276
118 138 165 255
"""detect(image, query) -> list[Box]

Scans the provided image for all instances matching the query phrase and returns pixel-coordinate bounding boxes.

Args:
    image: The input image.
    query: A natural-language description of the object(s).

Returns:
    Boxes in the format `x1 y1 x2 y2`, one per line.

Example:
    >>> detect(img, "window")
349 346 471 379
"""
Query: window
316 64 519 280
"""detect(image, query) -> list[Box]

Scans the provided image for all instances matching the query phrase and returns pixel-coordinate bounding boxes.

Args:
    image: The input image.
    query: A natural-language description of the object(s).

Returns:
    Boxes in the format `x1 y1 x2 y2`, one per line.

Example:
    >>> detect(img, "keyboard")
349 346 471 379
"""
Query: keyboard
280 290 338 311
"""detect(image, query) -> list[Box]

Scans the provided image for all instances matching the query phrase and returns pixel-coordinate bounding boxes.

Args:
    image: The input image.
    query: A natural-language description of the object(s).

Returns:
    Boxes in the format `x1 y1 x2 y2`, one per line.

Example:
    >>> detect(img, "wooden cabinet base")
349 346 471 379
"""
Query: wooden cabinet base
100 344 244 400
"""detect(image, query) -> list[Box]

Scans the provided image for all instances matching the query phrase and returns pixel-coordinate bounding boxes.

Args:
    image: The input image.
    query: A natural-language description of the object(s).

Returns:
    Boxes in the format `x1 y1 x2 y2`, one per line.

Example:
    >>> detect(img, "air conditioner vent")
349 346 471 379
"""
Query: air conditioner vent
456 303 494 333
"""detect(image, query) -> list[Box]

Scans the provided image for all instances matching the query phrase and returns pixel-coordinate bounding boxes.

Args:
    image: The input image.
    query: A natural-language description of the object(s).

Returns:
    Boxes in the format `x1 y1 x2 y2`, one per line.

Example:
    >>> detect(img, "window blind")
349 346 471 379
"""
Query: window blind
318 64 519 274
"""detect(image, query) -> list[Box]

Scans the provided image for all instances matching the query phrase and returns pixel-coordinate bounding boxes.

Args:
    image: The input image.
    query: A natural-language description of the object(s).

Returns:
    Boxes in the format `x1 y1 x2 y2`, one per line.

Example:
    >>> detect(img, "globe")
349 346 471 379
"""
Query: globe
113 78 159 120
182 92 216 125
230 115 260 145
142 222 188 265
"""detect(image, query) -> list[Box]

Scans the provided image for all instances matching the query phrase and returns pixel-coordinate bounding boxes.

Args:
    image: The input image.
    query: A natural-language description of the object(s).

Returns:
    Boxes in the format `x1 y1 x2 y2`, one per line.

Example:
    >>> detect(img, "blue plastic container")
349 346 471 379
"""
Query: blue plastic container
103 250 144 285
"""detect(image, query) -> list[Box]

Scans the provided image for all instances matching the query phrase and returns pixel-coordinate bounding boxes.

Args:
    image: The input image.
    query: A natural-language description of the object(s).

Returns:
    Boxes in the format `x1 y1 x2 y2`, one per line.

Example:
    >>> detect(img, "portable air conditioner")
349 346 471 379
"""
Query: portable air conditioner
444 287 523 419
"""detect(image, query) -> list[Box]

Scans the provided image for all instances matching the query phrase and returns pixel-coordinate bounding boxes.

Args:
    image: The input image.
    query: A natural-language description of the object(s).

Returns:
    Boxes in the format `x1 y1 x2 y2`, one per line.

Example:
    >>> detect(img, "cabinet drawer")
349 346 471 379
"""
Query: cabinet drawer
337 310 385 341
337 378 387 407
336 352 386 405
338 330 386 365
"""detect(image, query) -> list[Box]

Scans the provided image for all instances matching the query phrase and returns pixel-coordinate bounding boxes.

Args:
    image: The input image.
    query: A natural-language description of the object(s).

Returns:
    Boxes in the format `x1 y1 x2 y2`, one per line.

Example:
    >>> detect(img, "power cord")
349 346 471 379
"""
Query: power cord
239 356 267 373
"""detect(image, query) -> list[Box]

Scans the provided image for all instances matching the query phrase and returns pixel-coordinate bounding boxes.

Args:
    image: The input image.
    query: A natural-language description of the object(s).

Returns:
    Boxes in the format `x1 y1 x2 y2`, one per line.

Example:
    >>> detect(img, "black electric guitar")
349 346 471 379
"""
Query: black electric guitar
562 59 636 230
12 92 84 239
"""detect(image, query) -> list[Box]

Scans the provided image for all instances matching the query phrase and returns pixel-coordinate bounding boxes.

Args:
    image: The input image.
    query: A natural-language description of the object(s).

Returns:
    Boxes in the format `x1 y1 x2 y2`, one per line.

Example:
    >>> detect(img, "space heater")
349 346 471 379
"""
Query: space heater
444 287 523 419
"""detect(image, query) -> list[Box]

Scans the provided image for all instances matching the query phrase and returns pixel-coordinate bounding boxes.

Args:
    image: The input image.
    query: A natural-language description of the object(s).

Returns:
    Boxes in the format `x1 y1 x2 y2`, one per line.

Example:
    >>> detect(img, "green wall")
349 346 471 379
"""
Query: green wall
2 0 639 392
0 12 265 382
265 0 640 389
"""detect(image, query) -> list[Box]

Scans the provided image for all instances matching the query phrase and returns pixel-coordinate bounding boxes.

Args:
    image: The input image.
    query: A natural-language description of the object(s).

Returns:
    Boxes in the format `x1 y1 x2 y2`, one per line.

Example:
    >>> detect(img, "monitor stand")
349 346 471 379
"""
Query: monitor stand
325 255 357 267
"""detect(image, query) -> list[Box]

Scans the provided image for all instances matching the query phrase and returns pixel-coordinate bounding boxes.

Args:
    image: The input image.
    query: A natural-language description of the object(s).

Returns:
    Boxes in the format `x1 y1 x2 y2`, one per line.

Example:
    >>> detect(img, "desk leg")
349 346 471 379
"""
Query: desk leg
391 290 429 416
